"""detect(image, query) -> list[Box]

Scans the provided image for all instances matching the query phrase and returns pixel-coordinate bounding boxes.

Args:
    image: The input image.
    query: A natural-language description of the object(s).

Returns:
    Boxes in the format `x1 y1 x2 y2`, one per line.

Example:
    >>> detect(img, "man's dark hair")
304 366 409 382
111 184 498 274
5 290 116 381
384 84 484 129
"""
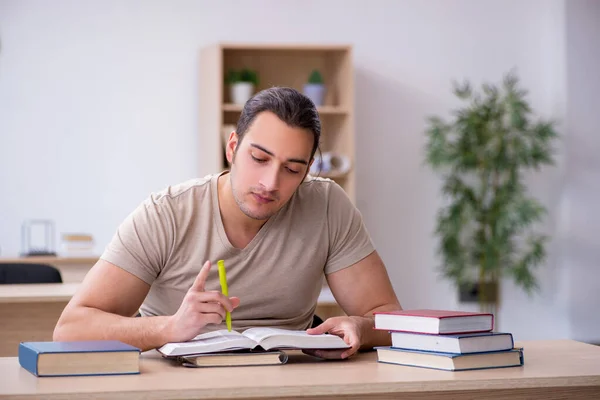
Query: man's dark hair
236 87 321 160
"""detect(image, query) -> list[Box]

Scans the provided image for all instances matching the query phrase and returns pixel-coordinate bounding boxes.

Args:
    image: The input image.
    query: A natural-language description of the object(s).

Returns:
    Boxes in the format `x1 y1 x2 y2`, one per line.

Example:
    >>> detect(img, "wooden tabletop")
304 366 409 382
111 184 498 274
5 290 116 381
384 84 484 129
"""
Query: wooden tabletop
0 283 337 305
0 283 80 303
0 256 98 265
0 340 599 399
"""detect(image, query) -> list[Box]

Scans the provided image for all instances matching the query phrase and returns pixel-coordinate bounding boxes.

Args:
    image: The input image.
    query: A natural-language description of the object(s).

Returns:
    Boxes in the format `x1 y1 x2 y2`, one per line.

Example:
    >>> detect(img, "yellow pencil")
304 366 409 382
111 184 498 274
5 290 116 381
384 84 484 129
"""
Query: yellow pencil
217 260 231 331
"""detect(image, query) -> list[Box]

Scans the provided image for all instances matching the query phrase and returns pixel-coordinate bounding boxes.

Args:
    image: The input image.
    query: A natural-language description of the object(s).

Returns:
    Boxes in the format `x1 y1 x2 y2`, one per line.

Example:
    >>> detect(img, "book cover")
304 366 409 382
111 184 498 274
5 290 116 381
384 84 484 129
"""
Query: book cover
374 309 494 334
391 331 514 354
376 346 524 371
180 350 288 367
19 340 141 377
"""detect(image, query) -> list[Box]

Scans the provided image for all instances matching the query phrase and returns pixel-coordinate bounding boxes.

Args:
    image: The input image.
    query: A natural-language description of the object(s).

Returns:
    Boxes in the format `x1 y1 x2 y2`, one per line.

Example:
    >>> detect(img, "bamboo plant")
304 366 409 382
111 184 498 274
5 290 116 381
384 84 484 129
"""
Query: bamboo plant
424 71 559 312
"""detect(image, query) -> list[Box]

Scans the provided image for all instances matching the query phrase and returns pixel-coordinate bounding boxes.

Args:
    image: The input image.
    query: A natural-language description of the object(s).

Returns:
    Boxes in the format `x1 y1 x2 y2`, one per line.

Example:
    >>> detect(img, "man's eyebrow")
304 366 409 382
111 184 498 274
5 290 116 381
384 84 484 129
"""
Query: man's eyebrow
250 143 308 165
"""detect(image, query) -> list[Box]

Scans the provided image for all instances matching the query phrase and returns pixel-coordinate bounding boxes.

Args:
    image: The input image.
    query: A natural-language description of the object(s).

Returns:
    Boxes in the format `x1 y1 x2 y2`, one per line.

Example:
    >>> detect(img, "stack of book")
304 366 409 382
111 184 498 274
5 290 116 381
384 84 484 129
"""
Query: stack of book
373 309 524 371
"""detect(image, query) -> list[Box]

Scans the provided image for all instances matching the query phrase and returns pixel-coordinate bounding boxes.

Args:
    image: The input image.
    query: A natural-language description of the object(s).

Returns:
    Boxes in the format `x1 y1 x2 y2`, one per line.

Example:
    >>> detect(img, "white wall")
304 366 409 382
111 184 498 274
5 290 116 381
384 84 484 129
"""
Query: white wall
1 0 590 341
563 0 600 343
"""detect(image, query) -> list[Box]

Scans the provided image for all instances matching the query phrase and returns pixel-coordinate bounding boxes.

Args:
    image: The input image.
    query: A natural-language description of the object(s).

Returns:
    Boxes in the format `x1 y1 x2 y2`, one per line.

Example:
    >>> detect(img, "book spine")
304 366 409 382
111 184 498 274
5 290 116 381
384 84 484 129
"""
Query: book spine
517 347 524 365
18 343 40 376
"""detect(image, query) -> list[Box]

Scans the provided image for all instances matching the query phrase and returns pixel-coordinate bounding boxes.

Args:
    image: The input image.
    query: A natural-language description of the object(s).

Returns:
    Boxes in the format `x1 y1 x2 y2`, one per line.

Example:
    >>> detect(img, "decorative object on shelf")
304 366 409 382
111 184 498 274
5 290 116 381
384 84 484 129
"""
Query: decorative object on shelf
21 219 57 257
303 69 325 106
60 233 95 256
309 152 351 177
424 70 559 314
226 68 258 105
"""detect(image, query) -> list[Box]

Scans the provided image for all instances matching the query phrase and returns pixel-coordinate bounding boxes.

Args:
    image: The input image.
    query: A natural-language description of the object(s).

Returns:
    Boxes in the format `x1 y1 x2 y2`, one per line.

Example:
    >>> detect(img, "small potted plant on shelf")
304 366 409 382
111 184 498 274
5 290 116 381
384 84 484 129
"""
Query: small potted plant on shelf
303 69 325 106
226 68 259 105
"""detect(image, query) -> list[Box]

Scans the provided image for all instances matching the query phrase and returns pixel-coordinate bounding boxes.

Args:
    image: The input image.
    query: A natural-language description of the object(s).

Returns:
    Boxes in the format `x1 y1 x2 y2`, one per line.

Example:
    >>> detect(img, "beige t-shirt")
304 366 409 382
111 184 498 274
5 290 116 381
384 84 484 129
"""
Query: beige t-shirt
100 171 375 332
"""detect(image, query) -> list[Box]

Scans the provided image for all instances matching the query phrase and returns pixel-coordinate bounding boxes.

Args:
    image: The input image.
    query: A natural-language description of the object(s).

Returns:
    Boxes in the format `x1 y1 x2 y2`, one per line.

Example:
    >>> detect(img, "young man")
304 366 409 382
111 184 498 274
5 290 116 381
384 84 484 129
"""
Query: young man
54 87 401 359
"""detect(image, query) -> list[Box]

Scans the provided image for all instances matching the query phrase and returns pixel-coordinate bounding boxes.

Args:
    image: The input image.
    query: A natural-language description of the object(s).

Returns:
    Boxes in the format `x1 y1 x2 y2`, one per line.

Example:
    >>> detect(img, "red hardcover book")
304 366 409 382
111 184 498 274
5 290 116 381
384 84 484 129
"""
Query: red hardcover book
374 309 494 335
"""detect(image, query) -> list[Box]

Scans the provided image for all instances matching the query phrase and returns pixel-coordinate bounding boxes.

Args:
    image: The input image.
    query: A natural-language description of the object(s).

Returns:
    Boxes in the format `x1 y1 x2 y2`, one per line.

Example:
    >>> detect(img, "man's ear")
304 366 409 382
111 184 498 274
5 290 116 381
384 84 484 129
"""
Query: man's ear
303 157 315 181
225 131 239 165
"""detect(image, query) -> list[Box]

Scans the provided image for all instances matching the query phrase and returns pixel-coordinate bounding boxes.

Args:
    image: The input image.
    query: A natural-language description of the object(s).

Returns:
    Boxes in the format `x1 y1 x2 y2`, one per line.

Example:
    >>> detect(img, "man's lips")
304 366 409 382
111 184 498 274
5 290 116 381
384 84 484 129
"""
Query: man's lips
252 193 275 204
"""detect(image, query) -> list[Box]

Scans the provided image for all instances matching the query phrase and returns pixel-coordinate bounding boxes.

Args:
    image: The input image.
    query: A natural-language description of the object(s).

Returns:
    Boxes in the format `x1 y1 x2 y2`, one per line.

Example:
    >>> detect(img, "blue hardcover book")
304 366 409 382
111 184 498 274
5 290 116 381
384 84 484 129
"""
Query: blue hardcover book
19 340 141 377
376 346 524 371
391 331 514 354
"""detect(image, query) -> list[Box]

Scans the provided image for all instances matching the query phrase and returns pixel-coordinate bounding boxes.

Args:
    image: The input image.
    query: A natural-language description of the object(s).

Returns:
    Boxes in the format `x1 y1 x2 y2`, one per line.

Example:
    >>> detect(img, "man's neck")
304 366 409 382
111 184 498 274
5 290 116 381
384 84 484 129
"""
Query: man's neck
217 173 267 248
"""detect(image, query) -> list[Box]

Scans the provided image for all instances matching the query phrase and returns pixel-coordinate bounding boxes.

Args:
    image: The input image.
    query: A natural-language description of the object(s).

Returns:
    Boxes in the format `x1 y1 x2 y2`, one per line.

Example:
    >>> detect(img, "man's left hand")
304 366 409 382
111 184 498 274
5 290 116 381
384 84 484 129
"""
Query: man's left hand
304 316 372 359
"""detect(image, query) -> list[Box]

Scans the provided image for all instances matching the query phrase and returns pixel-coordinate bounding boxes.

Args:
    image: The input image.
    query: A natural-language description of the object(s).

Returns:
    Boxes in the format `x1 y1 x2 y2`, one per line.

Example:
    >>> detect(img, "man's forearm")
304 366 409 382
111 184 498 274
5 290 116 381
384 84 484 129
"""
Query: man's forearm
53 306 171 352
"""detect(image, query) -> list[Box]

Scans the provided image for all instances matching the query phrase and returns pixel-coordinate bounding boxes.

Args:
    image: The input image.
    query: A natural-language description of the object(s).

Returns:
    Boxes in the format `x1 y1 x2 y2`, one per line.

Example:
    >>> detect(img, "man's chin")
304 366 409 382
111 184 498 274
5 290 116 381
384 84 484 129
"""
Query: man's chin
240 205 275 221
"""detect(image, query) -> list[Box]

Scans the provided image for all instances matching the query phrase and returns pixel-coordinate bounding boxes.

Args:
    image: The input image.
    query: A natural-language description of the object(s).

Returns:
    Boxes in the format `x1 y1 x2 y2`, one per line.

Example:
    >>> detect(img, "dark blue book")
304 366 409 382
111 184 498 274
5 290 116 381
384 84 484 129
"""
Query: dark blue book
391 331 514 354
19 340 140 377
376 346 524 371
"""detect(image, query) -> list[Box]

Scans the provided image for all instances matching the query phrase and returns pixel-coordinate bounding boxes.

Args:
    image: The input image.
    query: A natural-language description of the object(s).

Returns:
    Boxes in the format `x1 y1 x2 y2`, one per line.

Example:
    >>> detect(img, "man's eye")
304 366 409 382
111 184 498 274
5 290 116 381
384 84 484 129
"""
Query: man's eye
286 167 299 174
251 155 266 163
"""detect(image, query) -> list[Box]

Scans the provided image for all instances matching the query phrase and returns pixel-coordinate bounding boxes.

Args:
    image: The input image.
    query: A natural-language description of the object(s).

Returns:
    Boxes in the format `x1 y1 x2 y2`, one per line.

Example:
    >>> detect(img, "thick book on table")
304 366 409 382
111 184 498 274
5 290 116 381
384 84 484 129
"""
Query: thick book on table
376 346 524 371
180 350 289 367
374 309 494 334
157 327 350 357
18 340 140 377
391 331 514 354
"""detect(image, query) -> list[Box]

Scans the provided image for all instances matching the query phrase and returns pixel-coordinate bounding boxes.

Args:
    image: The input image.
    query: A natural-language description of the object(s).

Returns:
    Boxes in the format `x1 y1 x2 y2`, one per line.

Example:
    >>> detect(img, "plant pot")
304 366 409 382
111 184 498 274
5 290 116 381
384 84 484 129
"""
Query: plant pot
458 281 498 304
303 83 325 106
230 82 254 105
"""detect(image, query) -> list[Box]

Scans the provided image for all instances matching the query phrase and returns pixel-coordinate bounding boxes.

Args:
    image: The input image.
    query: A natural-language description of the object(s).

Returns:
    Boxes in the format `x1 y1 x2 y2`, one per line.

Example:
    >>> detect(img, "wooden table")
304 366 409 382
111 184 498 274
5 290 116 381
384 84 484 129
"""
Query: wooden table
0 283 79 357
1 256 344 316
0 256 99 283
0 283 342 357
0 256 98 265
0 340 598 399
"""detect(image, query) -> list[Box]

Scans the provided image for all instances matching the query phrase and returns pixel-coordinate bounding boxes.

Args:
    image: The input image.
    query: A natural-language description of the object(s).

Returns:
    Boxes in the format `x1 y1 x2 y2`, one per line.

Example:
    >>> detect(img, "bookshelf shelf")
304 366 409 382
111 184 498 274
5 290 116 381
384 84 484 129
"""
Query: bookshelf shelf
222 103 349 115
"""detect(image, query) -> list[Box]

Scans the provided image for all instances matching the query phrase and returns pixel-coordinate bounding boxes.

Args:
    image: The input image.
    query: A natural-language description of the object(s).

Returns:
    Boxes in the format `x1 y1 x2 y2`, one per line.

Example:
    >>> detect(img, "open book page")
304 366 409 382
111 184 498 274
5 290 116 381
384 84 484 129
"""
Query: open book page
242 327 350 350
157 330 258 357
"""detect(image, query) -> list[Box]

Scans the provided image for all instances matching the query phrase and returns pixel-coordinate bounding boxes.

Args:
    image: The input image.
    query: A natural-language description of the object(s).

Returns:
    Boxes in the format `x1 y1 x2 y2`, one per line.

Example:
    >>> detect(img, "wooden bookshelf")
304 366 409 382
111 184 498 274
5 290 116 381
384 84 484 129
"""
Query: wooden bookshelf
199 42 356 202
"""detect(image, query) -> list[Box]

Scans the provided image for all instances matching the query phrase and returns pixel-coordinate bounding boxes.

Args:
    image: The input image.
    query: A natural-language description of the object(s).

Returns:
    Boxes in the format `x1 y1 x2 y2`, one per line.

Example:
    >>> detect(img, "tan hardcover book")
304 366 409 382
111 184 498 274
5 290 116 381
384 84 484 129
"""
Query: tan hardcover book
376 346 524 371
180 350 288 367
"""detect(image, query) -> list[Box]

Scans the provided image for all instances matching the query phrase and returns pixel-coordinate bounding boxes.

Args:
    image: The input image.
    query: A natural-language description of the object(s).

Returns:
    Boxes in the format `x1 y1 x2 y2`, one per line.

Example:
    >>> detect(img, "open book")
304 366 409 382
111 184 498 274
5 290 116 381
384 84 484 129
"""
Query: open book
157 327 350 357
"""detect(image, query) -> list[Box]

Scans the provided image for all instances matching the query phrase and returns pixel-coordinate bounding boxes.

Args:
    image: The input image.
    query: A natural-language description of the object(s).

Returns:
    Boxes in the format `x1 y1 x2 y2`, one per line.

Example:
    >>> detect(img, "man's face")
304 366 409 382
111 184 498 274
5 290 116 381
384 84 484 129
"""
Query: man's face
226 111 314 221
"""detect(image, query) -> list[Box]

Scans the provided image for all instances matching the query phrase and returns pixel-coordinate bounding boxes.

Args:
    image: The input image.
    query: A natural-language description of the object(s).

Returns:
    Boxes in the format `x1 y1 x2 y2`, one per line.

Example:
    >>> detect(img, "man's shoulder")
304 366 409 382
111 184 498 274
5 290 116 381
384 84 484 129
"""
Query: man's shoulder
295 175 349 204
299 174 335 194
146 174 217 205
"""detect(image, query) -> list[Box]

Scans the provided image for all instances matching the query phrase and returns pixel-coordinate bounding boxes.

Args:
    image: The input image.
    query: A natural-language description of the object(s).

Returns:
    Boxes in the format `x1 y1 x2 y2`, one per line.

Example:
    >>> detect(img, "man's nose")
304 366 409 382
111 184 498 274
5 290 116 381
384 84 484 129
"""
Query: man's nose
259 167 280 192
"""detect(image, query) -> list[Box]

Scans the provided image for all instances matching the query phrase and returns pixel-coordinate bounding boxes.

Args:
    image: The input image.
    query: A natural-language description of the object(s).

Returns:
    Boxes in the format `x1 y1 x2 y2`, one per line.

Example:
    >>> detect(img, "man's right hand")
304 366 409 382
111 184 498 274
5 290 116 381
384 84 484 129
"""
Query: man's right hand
164 260 240 343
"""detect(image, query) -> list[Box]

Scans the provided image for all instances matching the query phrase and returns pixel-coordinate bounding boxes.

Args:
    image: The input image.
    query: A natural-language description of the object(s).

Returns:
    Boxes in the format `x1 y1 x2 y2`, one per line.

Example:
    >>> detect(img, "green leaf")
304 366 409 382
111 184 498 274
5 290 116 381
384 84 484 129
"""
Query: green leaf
509 234 548 294
225 68 259 85
425 117 455 168
453 80 472 99
531 121 559 140
307 69 324 84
